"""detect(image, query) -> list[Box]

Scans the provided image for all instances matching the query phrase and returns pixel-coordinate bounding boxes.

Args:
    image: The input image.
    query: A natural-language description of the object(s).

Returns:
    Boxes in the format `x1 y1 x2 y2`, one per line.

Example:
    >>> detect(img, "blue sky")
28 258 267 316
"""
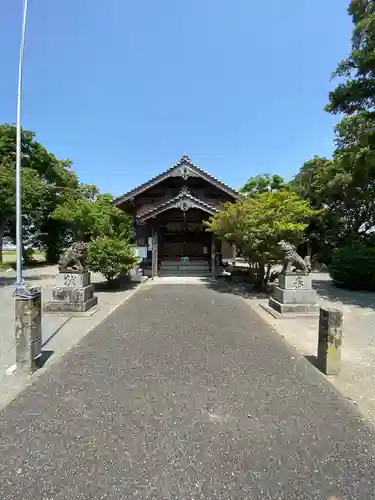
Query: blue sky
1 1 352 195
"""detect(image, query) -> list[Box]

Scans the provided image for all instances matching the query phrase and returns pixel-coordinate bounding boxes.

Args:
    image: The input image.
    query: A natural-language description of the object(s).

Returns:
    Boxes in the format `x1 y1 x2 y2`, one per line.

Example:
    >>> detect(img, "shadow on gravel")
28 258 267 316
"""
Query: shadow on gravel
0 277 15 288
207 276 375 312
0 274 56 288
93 279 139 294
203 279 270 300
3 261 50 271
312 279 375 311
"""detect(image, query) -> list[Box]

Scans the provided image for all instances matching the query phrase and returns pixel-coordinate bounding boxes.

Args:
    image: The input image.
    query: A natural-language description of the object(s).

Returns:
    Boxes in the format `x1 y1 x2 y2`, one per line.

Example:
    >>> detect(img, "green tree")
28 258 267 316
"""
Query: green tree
51 191 137 284
294 121 375 252
292 157 343 263
324 1 375 247
0 123 79 263
206 190 318 289
241 173 285 197
326 1 375 115
0 159 44 255
291 1 375 263
50 191 132 240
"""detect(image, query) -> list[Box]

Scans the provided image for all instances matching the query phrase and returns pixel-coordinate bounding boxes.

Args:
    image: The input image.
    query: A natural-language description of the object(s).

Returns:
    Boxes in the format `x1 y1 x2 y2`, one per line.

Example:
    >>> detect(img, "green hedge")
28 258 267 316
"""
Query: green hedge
329 243 375 291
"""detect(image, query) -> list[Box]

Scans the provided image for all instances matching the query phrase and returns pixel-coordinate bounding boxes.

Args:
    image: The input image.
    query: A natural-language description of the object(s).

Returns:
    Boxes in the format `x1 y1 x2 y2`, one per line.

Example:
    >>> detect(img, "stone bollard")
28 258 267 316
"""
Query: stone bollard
14 285 42 374
317 307 343 375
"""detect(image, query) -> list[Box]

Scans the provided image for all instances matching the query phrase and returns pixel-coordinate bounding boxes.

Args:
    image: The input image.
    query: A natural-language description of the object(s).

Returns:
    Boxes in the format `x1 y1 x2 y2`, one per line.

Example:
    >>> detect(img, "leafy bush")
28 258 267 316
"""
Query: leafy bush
0 261 12 270
329 243 375 291
23 247 35 264
87 236 138 284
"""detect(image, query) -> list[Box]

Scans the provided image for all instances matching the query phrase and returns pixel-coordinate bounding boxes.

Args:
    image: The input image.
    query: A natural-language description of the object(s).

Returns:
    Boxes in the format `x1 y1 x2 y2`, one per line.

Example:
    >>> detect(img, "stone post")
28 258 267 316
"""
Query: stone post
15 285 42 374
317 307 343 375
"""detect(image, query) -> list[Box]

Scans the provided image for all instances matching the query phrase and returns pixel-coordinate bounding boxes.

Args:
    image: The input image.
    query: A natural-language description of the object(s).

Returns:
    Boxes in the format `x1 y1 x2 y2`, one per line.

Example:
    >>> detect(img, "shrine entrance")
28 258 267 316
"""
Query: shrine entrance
146 208 219 277
158 208 212 260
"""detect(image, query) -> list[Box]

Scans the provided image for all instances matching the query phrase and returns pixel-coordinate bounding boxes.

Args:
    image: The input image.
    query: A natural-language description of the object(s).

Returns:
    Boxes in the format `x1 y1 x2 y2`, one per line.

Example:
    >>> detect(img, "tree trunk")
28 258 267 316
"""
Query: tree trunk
253 261 266 290
265 264 272 285
258 262 265 290
0 222 6 265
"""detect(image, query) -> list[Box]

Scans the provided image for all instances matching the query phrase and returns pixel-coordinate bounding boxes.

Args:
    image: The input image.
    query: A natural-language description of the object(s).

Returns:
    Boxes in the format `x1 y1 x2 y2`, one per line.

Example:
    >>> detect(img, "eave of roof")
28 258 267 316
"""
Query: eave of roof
137 186 219 223
114 155 240 205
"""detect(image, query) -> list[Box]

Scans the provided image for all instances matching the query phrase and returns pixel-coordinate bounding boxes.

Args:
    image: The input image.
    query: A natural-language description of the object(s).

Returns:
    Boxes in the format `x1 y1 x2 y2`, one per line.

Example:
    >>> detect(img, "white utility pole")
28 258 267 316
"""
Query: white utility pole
15 0 29 293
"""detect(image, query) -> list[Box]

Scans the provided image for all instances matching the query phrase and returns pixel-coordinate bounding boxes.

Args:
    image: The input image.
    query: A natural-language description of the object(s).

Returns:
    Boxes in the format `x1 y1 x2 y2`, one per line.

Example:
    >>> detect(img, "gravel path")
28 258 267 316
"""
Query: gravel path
1 283 375 499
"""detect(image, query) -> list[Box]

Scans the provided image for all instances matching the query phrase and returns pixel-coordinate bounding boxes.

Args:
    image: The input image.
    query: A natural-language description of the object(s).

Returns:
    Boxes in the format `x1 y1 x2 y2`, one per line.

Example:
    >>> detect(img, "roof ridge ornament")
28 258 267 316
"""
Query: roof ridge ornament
179 185 191 196
176 154 193 166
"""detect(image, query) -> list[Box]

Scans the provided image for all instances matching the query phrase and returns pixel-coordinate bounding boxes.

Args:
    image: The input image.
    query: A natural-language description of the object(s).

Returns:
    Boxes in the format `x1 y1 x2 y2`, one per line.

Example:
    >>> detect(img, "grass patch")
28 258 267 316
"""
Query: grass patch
1 250 45 263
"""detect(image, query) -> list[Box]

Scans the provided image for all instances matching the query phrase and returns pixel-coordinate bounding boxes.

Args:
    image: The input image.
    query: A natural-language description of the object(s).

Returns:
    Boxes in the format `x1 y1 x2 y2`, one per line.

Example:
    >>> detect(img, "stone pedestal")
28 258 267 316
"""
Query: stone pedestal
317 307 343 375
15 285 42 374
44 271 98 313
268 272 318 315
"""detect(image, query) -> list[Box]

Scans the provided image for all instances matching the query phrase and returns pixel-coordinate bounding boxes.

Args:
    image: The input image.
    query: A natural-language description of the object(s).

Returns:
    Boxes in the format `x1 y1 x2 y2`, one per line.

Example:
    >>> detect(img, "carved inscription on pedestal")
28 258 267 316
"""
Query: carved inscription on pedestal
64 273 77 287
292 276 304 289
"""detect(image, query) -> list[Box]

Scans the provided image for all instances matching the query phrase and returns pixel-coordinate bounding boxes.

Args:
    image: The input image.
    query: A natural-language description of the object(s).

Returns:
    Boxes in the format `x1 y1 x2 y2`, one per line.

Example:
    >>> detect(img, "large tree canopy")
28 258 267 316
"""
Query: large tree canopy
50 188 137 284
207 190 317 289
50 191 133 240
291 1 375 263
241 173 285 197
326 0 375 115
0 123 79 263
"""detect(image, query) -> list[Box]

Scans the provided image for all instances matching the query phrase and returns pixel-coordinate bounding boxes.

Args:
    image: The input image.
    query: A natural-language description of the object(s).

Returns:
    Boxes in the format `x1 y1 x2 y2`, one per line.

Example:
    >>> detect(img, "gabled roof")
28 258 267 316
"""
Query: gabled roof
114 155 240 205
137 186 219 222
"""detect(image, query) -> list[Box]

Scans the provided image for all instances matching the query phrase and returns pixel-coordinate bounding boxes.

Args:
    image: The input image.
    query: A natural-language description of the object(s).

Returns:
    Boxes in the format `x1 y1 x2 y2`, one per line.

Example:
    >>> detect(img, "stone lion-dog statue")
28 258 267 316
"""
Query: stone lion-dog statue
277 240 311 274
58 241 88 273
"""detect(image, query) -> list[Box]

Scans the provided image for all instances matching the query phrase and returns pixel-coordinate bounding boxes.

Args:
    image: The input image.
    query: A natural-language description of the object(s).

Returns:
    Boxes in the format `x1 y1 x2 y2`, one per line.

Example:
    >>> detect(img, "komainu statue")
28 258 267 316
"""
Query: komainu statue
58 241 87 273
277 240 311 274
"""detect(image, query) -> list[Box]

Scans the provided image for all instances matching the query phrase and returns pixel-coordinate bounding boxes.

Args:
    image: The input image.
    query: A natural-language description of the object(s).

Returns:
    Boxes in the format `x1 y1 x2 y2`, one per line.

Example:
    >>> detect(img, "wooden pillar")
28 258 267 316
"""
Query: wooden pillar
211 235 216 279
151 228 158 278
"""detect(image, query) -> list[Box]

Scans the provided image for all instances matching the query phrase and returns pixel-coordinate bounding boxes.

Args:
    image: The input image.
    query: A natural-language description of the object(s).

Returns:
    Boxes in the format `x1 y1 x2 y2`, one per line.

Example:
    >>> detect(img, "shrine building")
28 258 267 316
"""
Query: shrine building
114 155 240 277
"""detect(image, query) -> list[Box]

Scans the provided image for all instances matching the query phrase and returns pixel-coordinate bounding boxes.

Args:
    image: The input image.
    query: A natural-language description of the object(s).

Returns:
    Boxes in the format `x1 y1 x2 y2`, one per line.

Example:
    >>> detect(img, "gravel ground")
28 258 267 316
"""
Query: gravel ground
248 272 375 425
0 283 375 499
0 265 141 379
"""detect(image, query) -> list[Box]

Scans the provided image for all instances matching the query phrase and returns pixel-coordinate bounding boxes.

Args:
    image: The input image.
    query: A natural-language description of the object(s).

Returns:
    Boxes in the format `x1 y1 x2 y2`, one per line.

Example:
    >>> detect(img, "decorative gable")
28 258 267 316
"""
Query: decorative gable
113 155 240 205
137 186 218 222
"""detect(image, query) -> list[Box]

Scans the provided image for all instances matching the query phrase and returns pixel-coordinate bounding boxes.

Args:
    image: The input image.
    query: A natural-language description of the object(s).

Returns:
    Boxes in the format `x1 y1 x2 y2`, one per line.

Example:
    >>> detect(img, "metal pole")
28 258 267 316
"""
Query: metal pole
15 0 29 291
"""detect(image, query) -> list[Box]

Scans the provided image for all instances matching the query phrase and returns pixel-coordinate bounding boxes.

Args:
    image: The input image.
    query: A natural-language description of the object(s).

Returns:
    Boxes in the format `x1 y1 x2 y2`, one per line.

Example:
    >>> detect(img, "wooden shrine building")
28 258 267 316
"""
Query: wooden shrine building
114 155 240 277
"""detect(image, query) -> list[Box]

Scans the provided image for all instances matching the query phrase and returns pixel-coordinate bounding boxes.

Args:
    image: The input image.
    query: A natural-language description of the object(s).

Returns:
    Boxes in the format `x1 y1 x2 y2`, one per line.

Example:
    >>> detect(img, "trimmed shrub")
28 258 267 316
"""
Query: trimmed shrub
87 236 138 285
329 243 375 291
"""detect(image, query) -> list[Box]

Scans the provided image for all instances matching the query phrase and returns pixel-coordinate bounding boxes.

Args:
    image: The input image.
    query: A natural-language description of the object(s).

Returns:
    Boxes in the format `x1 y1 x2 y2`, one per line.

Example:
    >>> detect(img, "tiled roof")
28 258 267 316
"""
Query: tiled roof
137 186 219 222
114 155 240 205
